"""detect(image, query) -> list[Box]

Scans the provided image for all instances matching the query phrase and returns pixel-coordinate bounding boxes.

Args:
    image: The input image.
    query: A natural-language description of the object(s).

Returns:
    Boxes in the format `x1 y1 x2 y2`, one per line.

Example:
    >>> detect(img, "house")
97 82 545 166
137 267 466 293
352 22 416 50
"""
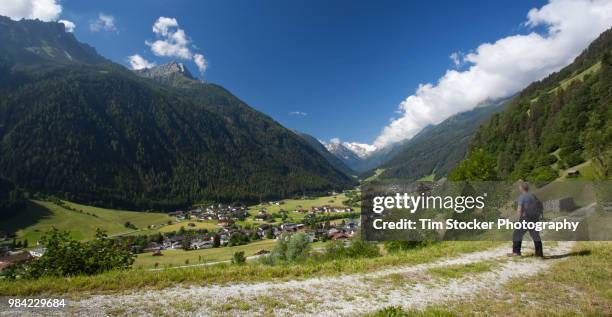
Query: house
0 252 33 271
544 197 575 212
218 218 235 227
329 232 350 240
191 240 212 249
169 211 186 220
143 242 162 253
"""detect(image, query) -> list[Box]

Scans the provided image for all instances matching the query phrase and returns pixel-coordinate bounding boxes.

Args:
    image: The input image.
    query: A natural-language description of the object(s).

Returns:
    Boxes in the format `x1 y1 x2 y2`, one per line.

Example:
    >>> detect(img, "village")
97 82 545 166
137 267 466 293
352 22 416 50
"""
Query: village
0 195 361 269
143 201 358 253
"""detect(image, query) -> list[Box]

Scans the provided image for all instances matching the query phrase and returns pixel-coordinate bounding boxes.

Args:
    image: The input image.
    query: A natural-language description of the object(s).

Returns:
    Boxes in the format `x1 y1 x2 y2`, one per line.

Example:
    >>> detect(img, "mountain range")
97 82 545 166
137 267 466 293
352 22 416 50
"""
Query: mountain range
0 16 355 210
0 15 609 214
323 98 510 178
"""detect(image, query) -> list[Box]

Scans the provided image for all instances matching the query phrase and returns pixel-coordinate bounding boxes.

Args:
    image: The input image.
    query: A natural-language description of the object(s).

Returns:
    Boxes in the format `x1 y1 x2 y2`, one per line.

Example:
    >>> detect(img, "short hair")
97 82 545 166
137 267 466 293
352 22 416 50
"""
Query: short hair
519 182 529 192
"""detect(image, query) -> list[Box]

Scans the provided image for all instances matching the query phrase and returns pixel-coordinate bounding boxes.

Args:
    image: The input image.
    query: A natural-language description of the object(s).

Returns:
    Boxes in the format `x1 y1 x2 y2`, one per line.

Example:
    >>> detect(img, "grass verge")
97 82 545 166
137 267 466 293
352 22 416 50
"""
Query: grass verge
0 241 500 297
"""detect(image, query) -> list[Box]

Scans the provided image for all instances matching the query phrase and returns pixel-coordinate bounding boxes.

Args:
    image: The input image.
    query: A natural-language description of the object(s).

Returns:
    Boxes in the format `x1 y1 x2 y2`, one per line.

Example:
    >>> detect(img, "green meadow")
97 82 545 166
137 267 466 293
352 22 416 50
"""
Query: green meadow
134 239 277 269
0 200 171 245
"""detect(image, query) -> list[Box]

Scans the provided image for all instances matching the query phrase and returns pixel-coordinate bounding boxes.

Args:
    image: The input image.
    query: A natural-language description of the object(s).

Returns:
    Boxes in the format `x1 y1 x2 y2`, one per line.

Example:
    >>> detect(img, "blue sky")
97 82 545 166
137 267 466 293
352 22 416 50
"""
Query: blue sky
10 0 610 148
51 0 548 145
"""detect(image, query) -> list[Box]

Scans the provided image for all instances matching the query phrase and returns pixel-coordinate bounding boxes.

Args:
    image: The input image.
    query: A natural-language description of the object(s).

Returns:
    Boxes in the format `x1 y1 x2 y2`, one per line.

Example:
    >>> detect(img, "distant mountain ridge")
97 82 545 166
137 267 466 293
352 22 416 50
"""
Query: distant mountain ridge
324 141 364 171
374 98 511 182
293 132 355 176
0 17 355 210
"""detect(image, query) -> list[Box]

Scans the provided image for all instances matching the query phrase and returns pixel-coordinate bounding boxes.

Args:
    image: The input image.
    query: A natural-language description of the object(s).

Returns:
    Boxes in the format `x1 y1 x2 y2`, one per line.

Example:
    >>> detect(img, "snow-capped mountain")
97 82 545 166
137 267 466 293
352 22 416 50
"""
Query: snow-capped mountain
322 139 378 172
342 142 377 159
324 140 362 168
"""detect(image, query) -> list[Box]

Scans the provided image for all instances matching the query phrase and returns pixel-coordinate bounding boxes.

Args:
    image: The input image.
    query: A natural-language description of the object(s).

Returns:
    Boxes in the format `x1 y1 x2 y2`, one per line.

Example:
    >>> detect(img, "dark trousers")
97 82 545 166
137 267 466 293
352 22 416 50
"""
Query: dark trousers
512 217 543 256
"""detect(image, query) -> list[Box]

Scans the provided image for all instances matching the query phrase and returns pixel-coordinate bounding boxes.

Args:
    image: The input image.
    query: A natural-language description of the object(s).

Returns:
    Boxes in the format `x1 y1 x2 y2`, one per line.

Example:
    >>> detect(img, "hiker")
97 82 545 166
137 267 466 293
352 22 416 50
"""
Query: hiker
509 181 544 257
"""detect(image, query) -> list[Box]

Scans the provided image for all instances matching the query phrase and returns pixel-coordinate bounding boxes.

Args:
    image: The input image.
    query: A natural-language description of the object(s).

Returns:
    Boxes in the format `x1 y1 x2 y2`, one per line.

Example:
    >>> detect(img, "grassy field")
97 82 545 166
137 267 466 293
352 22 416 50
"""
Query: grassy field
248 193 355 214
155 220 218 233
242 193 359 227
0 192 360 246
0 200 172 245
0 241 500 296
134 239 277 269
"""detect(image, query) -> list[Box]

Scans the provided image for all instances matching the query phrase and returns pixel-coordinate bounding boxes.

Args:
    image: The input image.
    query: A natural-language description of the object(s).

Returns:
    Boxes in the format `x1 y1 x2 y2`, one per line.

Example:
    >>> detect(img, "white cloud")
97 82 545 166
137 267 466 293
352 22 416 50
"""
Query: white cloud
330 138 341 144
58 19 75 32
127 54 156 70
145 16 208 76
374 0 612 148
152 17 179 37
147 16 192 59
1 1 76 33
0 0 62 21
90 13 116 32
289 111 308 116
449 51 463 68
193 53 207 74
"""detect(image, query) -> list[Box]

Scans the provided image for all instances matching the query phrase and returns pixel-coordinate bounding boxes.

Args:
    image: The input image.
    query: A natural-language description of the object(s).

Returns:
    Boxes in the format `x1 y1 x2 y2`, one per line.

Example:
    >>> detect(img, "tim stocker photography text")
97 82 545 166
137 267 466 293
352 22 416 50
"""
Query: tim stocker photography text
371 218 580 232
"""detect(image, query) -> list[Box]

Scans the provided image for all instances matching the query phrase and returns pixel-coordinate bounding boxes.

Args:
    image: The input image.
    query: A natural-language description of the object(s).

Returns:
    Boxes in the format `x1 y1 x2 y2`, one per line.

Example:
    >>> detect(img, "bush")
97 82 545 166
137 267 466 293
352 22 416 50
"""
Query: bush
231 251 246 265
262 232 311 265
228 232 249 247
563 151 585 168
6 229 134 279
528 166 558 183
537 154 558 166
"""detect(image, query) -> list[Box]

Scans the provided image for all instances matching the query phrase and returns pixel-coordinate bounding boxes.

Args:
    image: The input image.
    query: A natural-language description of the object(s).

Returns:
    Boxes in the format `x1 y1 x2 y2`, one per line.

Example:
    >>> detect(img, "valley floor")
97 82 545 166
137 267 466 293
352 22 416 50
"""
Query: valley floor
6 241 609 316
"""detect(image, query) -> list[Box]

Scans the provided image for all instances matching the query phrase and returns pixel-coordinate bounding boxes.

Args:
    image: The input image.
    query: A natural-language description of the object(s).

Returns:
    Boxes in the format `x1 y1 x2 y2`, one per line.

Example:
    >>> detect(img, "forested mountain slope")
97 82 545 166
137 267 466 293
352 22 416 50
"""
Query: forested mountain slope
373 98 510 182
451 28 612 181
0 17 354 210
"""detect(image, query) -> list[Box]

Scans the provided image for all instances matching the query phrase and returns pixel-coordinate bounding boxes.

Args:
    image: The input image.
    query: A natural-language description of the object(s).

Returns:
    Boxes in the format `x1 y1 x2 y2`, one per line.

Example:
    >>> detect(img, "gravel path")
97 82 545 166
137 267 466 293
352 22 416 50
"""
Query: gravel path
55 241 574 316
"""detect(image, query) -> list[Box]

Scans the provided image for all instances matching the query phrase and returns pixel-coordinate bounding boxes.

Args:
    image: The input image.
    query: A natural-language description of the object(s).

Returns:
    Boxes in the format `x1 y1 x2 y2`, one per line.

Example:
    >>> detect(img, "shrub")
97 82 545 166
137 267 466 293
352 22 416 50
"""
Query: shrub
528 166 558 183
228 232 249 247
263 232 311 265
563 151 585 168
537 154 558 166
232 251 246 265
6 229 134 279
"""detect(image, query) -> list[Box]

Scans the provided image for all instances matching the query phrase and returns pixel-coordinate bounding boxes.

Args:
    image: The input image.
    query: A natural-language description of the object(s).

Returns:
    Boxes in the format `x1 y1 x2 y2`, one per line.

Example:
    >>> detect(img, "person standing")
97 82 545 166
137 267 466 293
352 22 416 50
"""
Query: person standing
509 182 544 257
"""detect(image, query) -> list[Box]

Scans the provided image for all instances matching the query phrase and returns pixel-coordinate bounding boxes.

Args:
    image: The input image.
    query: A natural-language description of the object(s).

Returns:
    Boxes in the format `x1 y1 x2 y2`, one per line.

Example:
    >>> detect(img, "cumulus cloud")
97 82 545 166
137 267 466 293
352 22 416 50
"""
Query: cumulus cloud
329 138 341 144
144 17 208 76
90 13 116 32
1 1 75 33
58 19 75 32
374 0 612 148
289 111 308 116
193 53 207 74
0 0 62 21
127 54 156 70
